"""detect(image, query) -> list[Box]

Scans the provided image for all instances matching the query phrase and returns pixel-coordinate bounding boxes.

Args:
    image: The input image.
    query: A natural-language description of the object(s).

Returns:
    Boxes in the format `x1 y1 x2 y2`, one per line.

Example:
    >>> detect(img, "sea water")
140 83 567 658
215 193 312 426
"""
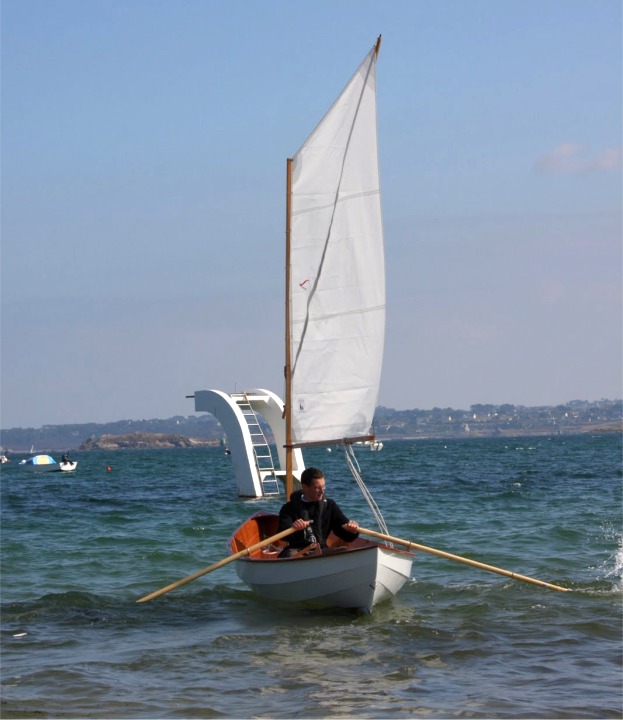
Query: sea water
1 434 621 718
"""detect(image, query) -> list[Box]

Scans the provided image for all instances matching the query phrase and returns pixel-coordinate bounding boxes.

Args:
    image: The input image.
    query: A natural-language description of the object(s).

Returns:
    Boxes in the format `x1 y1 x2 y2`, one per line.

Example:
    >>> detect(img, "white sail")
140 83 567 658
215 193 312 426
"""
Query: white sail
289 43 384 445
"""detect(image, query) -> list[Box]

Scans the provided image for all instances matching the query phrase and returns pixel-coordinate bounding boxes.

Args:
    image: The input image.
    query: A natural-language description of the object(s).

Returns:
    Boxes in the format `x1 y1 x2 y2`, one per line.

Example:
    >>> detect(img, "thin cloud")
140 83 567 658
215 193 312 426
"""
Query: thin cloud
535 143 622 174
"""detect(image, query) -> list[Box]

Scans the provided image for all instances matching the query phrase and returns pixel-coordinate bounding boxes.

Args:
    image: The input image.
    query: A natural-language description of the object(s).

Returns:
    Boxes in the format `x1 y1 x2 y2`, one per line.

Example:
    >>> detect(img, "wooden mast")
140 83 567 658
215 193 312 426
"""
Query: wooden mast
284 157 293 500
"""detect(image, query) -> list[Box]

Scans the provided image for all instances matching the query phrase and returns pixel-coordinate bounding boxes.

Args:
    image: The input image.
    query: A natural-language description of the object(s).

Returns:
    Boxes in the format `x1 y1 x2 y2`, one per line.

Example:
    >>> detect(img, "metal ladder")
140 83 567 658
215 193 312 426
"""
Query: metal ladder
232 393 281 495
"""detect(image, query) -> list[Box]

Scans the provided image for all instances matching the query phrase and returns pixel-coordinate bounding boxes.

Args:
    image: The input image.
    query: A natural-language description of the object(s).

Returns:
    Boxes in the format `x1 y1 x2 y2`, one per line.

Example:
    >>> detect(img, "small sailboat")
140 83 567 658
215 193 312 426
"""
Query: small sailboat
139 38 568 610
228 37 414 612
59 456 78 472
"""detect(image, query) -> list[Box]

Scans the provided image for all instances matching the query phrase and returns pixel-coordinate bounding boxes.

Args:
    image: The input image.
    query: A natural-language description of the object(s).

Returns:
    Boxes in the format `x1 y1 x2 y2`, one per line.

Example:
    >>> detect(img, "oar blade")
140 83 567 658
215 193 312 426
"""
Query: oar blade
136 526 296 603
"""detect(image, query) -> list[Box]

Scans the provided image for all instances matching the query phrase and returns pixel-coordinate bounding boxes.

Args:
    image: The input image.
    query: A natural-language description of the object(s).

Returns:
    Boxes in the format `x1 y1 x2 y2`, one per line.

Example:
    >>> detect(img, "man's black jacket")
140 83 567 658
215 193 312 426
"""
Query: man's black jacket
278 489 359 549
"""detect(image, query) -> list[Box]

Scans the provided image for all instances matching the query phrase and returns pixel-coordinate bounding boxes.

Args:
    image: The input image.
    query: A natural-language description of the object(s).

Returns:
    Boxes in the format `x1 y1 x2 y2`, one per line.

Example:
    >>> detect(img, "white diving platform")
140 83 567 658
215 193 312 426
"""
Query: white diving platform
192 388 304 498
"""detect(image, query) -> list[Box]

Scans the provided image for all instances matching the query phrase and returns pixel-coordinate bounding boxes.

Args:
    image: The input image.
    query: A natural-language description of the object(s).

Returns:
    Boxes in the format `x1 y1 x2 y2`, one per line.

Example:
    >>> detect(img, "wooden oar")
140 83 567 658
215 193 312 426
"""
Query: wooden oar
359 527 570 592
136 527 296 603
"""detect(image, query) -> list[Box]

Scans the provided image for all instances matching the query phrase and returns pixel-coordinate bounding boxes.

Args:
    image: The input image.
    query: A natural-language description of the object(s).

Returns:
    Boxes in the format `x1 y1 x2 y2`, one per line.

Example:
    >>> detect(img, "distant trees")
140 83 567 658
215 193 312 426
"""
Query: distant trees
1 399 621 451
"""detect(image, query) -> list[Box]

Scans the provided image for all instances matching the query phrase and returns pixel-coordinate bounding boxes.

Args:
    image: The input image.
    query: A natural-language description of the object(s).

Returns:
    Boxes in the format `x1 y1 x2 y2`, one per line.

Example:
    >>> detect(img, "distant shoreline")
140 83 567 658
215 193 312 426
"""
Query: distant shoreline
379 422 622 442
1 400 620 452
2 422 619 454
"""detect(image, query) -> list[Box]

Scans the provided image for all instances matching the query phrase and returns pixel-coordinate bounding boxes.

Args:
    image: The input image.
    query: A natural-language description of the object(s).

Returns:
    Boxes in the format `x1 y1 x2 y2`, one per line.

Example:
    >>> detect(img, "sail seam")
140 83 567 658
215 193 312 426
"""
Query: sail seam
292 303 385 326
292 189 380 216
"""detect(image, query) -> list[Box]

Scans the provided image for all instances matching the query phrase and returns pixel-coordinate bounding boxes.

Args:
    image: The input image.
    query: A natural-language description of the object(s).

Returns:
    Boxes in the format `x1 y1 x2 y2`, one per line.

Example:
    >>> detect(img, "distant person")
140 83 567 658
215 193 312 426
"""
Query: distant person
61 454 69 464
278 466 359 557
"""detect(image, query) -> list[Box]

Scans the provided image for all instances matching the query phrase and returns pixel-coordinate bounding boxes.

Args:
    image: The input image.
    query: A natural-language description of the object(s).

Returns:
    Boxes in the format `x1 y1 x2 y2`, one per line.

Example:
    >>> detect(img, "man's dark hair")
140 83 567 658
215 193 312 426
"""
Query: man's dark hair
300 467 324 486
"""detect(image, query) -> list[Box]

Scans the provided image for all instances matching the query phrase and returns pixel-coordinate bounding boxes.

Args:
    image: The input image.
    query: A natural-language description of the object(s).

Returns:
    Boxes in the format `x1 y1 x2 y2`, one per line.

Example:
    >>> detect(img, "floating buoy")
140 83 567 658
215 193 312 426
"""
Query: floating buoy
106 465 112 472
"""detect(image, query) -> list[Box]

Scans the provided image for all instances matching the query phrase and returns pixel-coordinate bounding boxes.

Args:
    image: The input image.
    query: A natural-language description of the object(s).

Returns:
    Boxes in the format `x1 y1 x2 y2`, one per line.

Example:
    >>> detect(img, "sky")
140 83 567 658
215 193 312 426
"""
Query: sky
1 0 621 429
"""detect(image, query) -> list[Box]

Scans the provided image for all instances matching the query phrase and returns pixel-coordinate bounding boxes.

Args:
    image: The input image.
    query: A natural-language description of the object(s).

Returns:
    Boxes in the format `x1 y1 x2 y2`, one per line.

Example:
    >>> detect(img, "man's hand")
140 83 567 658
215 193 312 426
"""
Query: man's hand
292 518 311 530
342 520 359 532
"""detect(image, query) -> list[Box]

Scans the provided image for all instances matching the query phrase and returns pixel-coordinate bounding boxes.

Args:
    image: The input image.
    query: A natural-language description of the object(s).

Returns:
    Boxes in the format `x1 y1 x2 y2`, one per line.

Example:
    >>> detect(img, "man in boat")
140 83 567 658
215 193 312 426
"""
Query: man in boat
278 467 359 557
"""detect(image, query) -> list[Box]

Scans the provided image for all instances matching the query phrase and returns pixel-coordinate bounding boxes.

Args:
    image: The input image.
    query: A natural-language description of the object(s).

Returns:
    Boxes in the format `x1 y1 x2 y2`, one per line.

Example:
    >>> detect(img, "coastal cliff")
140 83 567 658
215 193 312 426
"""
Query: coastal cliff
79 432 218 450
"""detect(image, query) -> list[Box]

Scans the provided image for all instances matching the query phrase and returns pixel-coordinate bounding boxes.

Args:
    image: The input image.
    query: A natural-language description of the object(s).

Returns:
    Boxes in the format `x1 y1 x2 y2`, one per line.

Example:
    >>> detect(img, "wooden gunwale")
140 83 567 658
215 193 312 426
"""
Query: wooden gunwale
237 542 415 563
228 512 416 563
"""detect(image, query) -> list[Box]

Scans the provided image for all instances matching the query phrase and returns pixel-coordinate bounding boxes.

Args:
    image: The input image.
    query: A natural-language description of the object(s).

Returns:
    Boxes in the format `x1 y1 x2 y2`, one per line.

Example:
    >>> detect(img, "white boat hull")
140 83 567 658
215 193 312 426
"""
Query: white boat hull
230 513 413 612
236 544 412 612
58 461 78 472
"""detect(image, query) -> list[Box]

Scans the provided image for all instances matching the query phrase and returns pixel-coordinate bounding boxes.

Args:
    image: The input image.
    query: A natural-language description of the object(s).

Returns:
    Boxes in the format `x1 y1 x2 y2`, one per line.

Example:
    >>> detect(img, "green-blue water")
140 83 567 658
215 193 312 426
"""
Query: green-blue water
1 434 621 718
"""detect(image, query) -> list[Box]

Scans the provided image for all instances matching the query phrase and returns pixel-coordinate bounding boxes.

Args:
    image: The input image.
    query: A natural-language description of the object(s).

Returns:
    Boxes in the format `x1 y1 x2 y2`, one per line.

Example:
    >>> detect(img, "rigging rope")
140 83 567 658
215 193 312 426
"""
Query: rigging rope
344 445 392 542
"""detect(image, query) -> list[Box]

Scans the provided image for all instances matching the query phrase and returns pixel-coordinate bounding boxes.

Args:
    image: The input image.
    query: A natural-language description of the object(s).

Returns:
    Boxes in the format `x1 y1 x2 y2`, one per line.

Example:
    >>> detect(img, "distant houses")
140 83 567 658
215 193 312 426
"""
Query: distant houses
1 399 621 452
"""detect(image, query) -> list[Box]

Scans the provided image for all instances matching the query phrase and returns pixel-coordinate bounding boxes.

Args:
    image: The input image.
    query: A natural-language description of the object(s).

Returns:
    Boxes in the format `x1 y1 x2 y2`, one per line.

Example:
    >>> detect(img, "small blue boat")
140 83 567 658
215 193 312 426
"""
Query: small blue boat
18 454 58 470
